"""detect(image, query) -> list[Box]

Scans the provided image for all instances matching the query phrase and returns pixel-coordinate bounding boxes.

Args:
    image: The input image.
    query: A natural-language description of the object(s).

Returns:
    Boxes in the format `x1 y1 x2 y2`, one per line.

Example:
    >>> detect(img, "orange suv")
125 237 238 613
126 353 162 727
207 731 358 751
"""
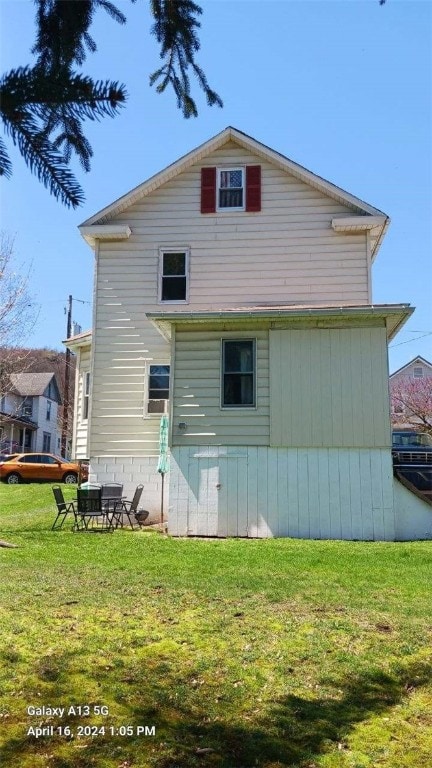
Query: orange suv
0 453 88 485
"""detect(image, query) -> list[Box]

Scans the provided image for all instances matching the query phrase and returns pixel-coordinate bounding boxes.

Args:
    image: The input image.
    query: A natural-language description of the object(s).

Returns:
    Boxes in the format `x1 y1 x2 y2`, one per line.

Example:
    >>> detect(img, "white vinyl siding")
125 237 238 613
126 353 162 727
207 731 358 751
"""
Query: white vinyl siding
269 327 391 448
172 328 269 447
89 141 370 457
110 142 369 307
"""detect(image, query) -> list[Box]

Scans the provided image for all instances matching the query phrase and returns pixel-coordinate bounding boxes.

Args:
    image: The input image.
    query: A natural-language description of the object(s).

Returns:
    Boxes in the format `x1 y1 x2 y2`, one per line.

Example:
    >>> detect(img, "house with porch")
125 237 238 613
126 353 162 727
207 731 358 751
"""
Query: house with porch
0 372 62 454
66 127 431 540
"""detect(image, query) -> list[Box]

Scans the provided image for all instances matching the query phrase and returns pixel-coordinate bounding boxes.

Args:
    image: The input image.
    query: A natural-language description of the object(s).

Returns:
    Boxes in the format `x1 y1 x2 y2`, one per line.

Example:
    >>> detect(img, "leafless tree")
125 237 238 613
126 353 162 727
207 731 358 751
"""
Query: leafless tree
0 233 38 400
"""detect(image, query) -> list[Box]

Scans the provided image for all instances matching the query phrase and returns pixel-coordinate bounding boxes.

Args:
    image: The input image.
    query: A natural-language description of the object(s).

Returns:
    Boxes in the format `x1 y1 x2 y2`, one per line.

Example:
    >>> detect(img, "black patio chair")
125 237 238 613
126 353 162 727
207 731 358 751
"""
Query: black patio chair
113 484 144 529
74 487 114 533
52 485 77 530
101 482 124 512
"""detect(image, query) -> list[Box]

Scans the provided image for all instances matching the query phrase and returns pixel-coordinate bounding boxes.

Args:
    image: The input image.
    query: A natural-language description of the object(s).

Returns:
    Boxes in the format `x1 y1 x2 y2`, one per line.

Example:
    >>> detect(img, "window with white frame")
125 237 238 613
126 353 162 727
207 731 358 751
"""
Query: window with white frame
217 168 244 210
22 398 33 417
159 250 188 303
413 366 423 378
42 432 51 452
46 400 51 421
146 365 170 415
83 372 90 420
222 339 255 408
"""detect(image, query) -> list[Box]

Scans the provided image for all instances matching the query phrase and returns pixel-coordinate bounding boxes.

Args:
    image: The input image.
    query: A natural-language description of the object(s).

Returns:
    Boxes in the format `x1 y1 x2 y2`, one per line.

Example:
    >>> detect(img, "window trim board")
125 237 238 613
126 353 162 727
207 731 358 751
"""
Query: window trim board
158 247 190 305
143 362 171 418
220 338 257 410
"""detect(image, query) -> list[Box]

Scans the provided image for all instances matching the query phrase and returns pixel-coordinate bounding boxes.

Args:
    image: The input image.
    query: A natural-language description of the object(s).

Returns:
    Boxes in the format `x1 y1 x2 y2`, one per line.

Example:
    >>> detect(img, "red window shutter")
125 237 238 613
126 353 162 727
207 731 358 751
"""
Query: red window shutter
201 167 216 213
246 165 261 212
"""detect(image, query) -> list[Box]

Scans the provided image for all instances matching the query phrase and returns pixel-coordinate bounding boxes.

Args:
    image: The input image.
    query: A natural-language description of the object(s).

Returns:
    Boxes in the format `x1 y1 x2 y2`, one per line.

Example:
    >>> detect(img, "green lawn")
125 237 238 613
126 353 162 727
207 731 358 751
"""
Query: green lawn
1 484 431 768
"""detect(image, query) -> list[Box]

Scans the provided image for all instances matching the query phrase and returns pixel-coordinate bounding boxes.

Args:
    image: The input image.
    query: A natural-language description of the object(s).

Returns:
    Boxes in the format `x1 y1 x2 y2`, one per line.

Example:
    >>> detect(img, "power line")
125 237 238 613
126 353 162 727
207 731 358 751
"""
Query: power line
389 332 432 348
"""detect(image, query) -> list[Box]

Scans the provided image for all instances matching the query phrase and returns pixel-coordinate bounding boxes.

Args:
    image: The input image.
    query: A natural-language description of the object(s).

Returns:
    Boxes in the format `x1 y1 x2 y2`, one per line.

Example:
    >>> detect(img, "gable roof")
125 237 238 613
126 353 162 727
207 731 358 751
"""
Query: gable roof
390 355 432 378
79 126 389 257
9 372 61 402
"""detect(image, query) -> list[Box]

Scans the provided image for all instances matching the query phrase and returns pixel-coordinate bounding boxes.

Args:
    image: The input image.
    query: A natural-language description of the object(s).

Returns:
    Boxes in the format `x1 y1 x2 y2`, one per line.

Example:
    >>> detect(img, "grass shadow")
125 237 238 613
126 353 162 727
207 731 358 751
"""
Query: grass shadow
2 654 429 768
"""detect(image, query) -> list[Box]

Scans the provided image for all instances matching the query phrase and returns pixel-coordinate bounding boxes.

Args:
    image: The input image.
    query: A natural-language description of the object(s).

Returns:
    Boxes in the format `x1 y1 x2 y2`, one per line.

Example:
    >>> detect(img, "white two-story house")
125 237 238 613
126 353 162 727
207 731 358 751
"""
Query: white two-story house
0 372 62 454
66 127 431 540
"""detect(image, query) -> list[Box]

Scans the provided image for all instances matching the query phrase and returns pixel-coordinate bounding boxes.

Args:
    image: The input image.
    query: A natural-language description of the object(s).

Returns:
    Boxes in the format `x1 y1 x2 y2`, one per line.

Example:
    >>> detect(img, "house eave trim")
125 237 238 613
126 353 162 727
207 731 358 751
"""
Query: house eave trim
63 331 92 350
331 215 387 231
80 126 388 226
79 225 131 247
332 215 390 260
147 304 414 342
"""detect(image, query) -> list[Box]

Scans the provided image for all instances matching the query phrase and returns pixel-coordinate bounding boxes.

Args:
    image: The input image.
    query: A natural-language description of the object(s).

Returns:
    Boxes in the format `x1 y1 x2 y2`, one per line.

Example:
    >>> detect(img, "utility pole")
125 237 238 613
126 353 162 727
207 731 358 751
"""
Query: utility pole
61 295 72 457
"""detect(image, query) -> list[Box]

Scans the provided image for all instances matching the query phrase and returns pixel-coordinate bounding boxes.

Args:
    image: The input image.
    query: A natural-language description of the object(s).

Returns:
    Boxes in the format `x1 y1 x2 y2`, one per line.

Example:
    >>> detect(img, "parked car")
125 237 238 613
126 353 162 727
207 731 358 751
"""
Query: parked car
392 431 432 465
0 454 18 463
0 453 89 484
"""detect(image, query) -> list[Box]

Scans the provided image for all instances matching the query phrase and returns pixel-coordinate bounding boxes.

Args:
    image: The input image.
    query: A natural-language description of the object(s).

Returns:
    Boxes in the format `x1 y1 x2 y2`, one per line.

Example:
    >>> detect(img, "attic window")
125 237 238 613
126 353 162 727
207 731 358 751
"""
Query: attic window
218 168 244 210
413 366 423 378
201 165 261 213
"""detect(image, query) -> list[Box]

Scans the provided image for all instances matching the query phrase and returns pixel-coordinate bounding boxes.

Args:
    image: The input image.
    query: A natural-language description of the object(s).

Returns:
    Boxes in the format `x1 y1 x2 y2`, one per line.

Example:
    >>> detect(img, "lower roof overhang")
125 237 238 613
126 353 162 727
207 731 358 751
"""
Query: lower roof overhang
63 329 93 351
147 303 414 343
0 412 38 430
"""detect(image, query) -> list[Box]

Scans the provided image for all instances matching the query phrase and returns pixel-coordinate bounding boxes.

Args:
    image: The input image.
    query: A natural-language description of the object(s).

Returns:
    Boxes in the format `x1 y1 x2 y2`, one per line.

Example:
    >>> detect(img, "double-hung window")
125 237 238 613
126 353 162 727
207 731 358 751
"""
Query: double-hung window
147 365 170 415
83 372 90 420
217 168 244 211
222 339 256 408
159 250 188 303
22 399 33 417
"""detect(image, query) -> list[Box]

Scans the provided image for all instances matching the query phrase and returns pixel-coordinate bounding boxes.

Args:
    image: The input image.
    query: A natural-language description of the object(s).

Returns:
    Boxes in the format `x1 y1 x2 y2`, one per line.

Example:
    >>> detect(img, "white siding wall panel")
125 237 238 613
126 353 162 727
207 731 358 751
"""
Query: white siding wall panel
394 480 432 540
90 142 369 457
172 328 270 447
269 327 391 449
170 446 395 540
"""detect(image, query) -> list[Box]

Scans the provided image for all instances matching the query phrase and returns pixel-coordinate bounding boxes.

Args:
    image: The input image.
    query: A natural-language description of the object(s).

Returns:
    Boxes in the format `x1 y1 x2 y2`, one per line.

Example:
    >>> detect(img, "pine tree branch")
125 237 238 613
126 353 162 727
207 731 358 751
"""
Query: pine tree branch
0 137 12 178
2 109 85 207
150 0 222 118
0 67 126 191
33 0 132 69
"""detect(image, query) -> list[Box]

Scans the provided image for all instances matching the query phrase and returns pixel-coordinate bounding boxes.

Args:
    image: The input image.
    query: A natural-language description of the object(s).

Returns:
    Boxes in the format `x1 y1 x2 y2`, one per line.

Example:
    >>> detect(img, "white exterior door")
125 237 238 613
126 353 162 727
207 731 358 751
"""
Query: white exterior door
186 451 249 537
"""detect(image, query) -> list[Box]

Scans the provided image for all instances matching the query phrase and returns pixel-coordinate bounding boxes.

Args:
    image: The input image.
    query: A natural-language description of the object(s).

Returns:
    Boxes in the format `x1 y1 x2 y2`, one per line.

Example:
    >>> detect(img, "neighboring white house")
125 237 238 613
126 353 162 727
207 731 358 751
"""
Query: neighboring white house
66 126 431 540
0 372 62 454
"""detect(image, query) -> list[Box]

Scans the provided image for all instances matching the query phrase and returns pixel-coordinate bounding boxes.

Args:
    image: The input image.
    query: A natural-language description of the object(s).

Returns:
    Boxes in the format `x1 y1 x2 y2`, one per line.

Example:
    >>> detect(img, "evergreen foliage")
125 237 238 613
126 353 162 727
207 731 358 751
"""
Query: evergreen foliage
0 0 222 207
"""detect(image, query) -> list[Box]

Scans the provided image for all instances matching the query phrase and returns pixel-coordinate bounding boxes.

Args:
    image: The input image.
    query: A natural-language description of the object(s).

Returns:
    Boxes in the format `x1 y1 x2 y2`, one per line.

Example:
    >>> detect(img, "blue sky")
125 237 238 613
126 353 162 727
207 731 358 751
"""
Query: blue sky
1 0 431 373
